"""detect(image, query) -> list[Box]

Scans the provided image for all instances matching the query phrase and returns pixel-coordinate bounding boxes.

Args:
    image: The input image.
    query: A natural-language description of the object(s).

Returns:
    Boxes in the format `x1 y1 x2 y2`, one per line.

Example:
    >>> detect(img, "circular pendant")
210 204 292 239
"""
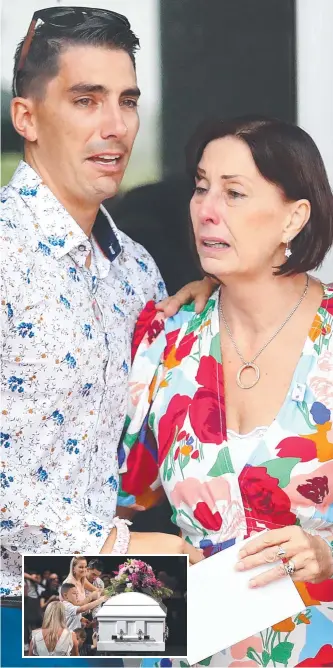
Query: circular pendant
236 363 260 389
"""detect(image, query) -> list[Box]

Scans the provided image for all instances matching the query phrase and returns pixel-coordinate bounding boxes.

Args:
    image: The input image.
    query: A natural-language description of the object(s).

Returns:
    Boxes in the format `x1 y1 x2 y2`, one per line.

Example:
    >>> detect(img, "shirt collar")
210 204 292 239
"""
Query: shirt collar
9 160 122 263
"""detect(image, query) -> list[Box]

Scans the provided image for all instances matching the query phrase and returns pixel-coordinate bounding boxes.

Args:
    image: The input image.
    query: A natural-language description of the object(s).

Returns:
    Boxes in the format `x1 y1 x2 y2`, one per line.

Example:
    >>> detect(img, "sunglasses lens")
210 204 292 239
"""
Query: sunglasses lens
40 7 130 29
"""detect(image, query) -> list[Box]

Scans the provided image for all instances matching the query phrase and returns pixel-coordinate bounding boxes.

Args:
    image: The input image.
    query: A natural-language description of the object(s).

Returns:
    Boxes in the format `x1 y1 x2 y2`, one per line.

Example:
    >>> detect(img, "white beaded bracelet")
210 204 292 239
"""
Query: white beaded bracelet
109 517 132 554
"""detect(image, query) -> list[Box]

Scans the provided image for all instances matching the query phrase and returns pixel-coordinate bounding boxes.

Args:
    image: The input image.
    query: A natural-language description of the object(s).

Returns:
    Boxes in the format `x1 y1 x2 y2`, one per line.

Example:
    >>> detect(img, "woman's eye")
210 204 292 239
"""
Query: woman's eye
227 189 245 199
194 186 207 195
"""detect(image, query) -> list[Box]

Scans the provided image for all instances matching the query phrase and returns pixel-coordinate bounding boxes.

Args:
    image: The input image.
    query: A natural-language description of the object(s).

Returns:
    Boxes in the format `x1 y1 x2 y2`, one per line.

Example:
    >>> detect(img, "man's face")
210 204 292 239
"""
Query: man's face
48 574 59 588
87 568 102 582
31 45 140 205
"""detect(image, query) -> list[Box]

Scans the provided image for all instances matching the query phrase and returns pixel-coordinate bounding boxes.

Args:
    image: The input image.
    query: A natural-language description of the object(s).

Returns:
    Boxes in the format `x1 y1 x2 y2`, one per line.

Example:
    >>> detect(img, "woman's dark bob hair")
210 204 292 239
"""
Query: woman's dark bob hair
186 116 333 276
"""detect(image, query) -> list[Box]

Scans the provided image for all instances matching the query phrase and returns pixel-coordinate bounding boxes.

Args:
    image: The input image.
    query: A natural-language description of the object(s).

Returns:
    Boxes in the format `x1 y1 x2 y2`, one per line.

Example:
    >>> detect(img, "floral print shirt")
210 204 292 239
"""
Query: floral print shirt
0 161 167 597
119 285 333 668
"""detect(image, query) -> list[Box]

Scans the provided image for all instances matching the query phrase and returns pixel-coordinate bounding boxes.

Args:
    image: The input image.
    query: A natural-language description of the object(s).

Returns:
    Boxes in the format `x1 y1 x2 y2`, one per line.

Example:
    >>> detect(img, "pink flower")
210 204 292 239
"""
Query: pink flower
171 477 231 509
309 376 333 410
317 352 333 373
231 636 263 660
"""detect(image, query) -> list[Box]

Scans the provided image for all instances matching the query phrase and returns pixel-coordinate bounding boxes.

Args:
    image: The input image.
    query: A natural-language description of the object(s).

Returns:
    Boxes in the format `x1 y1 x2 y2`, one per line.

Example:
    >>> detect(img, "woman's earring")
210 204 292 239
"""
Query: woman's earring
285 240 292 258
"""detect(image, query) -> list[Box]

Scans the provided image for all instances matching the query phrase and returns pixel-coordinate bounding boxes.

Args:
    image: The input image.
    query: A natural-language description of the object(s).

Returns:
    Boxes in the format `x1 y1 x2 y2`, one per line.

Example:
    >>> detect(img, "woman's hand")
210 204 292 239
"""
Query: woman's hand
101 528 204 562
156 276 217 317
127 531 187 555
236 527 333 587
183 542 205 565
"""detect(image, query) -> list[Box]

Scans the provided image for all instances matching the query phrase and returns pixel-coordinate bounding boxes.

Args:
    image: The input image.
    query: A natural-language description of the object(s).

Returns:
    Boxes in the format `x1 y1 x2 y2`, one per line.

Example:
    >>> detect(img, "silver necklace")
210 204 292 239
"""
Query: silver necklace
219 274 309 390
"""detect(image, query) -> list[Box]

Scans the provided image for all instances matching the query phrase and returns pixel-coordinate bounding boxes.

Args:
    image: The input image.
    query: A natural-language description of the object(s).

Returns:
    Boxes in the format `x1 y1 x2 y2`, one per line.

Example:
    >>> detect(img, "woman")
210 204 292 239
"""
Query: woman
118 116 333 667
62 557 101 605
29 601 78 656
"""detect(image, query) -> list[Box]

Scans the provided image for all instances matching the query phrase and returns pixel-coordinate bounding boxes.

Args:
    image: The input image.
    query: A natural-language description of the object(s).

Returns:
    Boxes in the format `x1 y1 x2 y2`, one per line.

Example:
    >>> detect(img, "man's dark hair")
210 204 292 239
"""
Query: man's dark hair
60 582 76 596
186 116 333 276
13 16 140 99
74 627 87 640
87 559 104 573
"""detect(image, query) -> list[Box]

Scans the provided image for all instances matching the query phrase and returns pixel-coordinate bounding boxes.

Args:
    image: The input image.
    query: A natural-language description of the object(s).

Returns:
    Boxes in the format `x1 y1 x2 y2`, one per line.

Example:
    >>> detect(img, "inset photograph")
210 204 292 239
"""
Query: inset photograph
23 554 187 658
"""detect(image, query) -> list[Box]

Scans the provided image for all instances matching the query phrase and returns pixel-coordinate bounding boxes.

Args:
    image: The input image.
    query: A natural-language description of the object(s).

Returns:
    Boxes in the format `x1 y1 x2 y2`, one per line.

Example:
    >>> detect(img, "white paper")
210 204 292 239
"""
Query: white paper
187 534 305 666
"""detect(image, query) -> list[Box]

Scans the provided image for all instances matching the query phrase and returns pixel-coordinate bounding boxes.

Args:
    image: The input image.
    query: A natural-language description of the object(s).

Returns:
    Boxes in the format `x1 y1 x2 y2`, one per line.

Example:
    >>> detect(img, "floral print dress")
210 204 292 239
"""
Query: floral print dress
118 284 333 668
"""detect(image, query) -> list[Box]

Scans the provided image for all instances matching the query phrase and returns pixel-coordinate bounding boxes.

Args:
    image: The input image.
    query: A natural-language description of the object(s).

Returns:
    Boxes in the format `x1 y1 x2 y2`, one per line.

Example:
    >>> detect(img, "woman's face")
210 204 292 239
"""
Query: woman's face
190 136 296 280
74 559 87 579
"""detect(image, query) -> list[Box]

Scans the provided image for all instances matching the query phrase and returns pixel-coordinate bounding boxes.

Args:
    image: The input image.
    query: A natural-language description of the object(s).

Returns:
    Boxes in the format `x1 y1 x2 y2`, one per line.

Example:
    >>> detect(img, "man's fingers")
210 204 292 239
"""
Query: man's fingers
156 277 217 317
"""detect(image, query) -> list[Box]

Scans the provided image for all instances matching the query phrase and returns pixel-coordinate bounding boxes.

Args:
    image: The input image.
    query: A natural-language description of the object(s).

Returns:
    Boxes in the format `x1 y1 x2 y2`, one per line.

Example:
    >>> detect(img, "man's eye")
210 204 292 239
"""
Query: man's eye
121 99 138 108
75 98 93 107
194 186 207 195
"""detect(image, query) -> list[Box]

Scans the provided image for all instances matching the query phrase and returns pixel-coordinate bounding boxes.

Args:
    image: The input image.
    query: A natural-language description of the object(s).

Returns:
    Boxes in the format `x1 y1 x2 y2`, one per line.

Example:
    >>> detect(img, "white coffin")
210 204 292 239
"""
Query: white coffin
96 591 167 653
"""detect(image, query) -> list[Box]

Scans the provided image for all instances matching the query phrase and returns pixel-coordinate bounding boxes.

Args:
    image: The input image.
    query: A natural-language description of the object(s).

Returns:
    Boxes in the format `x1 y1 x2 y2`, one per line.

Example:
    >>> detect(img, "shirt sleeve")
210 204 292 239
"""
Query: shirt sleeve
117 302 168 510
1 477 109 554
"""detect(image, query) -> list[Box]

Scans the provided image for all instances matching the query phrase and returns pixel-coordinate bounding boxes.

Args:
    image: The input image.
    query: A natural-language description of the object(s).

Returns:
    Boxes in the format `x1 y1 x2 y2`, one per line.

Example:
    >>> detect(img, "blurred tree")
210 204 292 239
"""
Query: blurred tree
1 88 22 153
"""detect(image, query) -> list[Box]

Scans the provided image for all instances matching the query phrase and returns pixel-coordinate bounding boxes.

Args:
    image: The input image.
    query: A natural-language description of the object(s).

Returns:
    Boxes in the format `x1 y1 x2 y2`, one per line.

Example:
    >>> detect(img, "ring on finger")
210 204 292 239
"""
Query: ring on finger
277 545 287 559
284 559 296 576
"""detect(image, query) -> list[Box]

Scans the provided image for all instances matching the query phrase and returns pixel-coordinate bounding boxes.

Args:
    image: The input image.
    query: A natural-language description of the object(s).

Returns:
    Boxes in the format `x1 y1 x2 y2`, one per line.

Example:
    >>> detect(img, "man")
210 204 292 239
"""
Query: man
86 560 104 591
40 573 60 611
1 7 208 667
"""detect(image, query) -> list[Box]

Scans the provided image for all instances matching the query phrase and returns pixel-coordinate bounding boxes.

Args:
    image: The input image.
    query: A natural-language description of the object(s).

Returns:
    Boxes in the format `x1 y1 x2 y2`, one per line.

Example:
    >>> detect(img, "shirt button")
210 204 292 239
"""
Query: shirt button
78 244 86 252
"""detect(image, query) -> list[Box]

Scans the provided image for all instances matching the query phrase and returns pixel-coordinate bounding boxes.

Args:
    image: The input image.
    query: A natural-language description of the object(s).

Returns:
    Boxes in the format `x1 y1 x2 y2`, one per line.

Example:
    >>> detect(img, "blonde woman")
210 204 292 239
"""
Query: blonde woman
28 601 78 656
62 557 101 605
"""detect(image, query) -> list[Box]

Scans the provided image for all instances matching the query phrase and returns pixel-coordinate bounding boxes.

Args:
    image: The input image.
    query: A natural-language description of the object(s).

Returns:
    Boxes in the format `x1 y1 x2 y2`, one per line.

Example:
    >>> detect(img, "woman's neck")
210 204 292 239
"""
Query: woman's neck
220 272 313 335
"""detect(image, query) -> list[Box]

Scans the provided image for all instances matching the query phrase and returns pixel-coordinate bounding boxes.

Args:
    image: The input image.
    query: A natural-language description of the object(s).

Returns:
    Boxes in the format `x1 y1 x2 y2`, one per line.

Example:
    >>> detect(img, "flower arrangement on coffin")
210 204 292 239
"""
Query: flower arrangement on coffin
104 559 173 602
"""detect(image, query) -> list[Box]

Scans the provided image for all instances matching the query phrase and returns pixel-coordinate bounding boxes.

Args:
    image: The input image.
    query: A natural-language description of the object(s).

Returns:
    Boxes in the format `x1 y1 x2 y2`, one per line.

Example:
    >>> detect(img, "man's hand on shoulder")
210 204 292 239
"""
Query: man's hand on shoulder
156 276 217 317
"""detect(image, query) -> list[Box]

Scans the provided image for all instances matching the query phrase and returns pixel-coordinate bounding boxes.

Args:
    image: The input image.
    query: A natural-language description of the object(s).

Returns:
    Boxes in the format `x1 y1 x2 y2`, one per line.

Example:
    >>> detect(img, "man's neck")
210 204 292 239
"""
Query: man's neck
24 154 99 237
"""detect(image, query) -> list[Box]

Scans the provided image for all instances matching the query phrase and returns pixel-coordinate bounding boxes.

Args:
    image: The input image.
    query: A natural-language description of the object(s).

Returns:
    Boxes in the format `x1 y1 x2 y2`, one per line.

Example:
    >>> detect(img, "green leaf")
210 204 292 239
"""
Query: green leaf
148 411 155 430
163 453 169 481
166 468 173 481
180 455 190 469
199 657 212 666
262 650 271 666
180 662 189 667
123 430 140 447
185 535 193 545
185 299 215 335
271 641 294 664
246 648 260 663
261 458 301 488
209 332 222 363
207 447 235 476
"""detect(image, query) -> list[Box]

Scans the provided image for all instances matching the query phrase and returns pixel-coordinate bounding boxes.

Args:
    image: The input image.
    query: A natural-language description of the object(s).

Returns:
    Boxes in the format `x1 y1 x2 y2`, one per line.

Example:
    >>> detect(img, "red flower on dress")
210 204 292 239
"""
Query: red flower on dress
324 291 333 316
239 466 297 532
276 436 317 462
305 579 333 602
295 644 333 666
193 501 223 531
196 354 221 393
158 394 192 465
189 387 224 444
131 301 165 359
188 356 226 444
121 438 158 496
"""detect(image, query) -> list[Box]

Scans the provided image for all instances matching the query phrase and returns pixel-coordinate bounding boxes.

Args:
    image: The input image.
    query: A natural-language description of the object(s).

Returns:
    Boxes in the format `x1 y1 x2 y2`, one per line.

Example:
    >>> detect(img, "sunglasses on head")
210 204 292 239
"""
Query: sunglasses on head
13 6 130 97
